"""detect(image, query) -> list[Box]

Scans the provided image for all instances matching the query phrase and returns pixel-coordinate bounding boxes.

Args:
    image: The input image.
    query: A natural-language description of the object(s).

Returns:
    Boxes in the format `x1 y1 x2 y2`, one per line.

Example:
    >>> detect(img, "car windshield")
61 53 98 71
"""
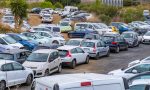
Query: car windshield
145 32 150 36
44 15 50 18
58 50 68 57
81 42 95 47
27 53 49 62
2 36 17 44
122 33 134 38
93 24 101 29
0 53 14 60
66 40 81 46
60 22 69 26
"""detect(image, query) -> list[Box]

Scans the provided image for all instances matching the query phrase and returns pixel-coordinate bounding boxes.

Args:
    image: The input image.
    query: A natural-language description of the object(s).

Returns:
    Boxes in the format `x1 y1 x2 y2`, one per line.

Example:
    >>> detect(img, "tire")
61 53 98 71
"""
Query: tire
45 69 49 76
57 64 62 73
52 40 59 45
115 47 120 53
0 81 6 90
26 74 33 86
71 60 76 69
85 56 89 64
95 53 99 60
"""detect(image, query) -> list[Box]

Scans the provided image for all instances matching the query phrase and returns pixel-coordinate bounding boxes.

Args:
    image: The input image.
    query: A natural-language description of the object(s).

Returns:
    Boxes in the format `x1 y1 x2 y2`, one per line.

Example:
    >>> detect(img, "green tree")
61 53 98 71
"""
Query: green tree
40 2 54 8
54 2 63 8
10 0 27 32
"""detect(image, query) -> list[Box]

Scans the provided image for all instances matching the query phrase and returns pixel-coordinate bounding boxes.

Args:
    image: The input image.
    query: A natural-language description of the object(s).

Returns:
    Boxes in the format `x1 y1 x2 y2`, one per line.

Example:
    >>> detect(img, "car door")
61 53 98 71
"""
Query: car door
12 62 27 84
70 48 80 64
76 47 87 63
1 63 15 86
52 51 60 69
100 41 108 55
97 42 104 56
48 52 56 72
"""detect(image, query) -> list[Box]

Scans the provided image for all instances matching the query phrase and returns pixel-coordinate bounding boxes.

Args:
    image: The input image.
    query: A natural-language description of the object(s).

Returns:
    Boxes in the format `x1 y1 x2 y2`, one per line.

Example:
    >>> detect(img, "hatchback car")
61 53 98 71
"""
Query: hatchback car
59 21 72 32
103 34 128 53
81 40 110 59
0 60 33 90
142 31 150 44
121 31 140 47
23 49 62 77
57 46 89 69
0 49 30 64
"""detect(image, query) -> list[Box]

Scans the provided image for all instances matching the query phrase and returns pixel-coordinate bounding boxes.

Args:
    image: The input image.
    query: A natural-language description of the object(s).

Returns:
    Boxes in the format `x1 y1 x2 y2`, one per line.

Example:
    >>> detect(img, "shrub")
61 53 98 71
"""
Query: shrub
54 2 63 8
99 14 111 25
40 2 54 8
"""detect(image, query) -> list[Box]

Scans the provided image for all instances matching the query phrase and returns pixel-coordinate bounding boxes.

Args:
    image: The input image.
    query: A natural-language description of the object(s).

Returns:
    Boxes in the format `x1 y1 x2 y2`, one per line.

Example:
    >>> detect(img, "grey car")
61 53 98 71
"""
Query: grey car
121 31 140 47
81 40 110 60
0 49 30 64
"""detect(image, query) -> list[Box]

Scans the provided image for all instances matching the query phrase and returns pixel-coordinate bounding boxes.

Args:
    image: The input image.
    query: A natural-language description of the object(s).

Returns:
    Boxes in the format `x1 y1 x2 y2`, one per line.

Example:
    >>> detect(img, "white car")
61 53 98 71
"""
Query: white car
32 73 129 90
65 38 84 46
42 14 53 23
10 23 31 31
36 31 65 45
39 11 48 18
57 46 89 69
108 62 150 79
128 56 150 67
1 16 14 26
0 60 34 90
0 34 24 49
23 49 62 77
142 31 150 44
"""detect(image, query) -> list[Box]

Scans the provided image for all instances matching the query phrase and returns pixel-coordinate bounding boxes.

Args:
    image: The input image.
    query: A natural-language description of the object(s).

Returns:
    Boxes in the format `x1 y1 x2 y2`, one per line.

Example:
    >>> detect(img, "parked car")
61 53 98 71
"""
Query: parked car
23 49 62 77
111 22 132 33
41 14 53 23
81 40 110 59
0 34 24 49
0 60 34 90
0 49 30 64
68 28 98 38
57 46 89 69
142 31 150 44
59 21 72 32
61 6 78 17
36 31 65 45
31 7 41 14
7 33 38 51
121 31 140 47
21 32 50 45
108 62 150 79
84 34 103 40
103 34 128 53
32 73 129 90
65 38 84 46
32 44 60 51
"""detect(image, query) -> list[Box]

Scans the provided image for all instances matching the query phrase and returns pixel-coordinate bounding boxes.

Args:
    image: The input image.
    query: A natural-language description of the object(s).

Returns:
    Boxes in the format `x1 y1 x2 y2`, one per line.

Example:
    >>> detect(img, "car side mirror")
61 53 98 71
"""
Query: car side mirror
132 69 138 74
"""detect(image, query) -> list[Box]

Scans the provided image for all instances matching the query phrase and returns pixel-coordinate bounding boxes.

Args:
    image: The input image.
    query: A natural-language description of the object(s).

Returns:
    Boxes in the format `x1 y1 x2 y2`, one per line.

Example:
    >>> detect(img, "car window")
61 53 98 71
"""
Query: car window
126 64 150 73
0 38 7 45
49 52 55 62
76 48 84 53
53 51 59 59
97 42 102 47
1 63 13 71
71 48 78 54
100 41 106 47
130 85 148 90
12 62 23 70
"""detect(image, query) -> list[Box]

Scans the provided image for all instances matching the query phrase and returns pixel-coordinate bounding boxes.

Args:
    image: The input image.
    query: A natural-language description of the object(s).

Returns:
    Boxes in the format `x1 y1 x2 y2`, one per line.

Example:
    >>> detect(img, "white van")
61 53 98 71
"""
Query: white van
32 73 129 90
62 6 78 17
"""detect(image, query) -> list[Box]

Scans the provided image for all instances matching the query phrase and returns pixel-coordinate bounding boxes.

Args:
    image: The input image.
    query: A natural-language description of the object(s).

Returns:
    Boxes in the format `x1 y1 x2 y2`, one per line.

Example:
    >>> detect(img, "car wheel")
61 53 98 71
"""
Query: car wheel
57 64 62 73
115 47 120 53
95 53 99 60
71 60 76 69
45 69 49 76
85 56 89 64
26 74 33 86
52 41 59 45
0 81 6 90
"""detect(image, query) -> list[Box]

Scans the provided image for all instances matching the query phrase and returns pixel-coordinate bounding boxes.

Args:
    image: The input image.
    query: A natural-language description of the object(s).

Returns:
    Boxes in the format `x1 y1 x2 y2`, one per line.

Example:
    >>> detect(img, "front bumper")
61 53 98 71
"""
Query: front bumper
33 69 45 77
142 39 150 44
89 53 97 57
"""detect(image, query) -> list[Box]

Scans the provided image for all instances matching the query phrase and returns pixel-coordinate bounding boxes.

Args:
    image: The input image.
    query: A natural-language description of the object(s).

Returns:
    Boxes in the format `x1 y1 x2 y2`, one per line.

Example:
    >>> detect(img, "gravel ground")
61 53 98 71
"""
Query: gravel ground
10 44 150 90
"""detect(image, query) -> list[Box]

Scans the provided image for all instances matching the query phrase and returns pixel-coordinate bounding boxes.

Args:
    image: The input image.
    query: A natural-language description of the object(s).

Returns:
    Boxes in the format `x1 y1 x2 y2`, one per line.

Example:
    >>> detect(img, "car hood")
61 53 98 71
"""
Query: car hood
23 61 46 69
108 69 123 75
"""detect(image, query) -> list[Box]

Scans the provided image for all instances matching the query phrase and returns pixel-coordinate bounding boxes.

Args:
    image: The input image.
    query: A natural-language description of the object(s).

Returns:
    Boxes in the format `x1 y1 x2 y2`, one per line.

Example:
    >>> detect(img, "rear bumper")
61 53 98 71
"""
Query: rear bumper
89 53 97 57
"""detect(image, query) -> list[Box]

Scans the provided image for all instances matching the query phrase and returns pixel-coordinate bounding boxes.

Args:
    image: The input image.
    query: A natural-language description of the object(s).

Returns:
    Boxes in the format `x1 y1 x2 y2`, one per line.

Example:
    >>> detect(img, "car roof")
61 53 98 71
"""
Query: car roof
35 73 123 88
57 45 79 50
32 49 57 53
1 49 29 54
0 60 15 66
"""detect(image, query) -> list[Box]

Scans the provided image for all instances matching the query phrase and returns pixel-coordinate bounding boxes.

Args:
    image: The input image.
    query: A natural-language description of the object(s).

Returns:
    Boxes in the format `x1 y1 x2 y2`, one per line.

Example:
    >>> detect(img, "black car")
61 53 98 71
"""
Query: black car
103 34 128 53
31 8 41 14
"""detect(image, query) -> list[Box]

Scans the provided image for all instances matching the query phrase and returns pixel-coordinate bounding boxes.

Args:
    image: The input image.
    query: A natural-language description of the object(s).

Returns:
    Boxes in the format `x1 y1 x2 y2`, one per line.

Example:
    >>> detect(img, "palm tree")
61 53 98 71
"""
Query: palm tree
10 0 27 32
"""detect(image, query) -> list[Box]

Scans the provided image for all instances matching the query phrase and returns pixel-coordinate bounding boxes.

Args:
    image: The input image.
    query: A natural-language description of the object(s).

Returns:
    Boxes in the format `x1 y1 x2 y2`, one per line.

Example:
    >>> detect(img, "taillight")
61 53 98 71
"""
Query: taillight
66 51 72 57
81 82 92 86
93 46 96 53
112 42 117 45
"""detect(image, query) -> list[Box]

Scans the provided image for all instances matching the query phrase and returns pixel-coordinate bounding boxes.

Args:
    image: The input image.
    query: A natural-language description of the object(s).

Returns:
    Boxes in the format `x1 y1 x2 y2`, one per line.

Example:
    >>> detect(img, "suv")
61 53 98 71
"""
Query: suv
23 49 62 77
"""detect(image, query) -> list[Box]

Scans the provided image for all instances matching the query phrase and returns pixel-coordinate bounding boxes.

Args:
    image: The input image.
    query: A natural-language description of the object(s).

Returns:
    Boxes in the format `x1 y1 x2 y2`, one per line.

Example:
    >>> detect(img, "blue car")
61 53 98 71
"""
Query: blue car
111 22 132 34
7 33 38 51
68 28 98 38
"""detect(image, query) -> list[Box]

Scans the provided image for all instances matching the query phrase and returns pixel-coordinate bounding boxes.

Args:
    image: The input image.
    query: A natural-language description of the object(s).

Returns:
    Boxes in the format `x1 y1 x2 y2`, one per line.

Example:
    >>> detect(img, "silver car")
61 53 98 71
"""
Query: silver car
81 40 110 60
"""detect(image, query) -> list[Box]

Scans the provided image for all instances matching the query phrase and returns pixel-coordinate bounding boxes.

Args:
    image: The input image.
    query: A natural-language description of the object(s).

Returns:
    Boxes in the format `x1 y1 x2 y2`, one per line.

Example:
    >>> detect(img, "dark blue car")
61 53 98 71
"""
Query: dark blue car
7 33 38 51
68 28 98 38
